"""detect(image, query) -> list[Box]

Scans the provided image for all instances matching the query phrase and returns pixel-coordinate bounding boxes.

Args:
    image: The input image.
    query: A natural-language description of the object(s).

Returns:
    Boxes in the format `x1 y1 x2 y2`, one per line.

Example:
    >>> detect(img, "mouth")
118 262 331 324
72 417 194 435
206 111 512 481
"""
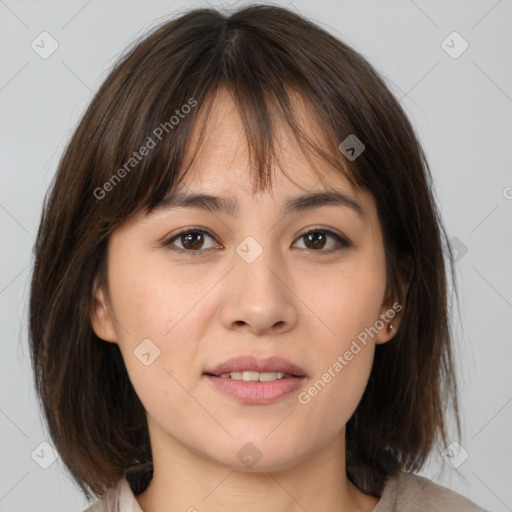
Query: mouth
203 355 307 404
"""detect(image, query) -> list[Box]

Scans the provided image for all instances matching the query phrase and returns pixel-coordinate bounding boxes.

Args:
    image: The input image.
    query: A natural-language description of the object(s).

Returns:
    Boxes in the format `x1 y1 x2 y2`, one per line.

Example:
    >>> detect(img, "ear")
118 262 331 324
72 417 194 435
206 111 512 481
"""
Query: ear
375 256 412 345
90 278 118 343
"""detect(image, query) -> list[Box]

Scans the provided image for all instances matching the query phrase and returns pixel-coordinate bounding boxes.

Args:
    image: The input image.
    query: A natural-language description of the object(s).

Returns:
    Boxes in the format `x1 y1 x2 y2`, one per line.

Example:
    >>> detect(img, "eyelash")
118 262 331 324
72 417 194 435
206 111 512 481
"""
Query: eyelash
162 226 352 257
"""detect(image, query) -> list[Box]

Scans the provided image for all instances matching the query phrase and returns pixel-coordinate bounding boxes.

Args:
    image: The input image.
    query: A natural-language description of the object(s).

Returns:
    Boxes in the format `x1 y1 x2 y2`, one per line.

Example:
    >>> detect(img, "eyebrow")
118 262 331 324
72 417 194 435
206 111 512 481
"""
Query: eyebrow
150 190 366 220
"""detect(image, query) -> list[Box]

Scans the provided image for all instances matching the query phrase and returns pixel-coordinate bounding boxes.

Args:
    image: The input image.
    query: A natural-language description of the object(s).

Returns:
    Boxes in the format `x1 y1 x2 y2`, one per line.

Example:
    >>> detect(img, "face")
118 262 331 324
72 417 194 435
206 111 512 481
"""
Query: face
91 88 403 472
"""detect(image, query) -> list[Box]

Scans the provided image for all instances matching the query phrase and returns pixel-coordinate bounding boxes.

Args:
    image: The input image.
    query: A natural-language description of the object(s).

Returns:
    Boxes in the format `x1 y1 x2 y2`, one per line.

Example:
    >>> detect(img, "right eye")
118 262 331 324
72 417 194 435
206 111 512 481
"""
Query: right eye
163 228 221 257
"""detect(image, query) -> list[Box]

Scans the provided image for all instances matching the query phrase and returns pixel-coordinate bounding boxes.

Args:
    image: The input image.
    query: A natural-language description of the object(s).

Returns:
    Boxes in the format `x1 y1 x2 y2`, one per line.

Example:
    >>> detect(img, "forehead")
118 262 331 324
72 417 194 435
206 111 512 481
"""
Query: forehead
177 87 359 203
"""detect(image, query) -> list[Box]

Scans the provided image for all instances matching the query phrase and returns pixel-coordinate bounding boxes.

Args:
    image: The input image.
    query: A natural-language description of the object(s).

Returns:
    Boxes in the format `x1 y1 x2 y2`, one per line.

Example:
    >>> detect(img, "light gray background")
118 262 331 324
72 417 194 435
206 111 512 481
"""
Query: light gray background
1 0 511 510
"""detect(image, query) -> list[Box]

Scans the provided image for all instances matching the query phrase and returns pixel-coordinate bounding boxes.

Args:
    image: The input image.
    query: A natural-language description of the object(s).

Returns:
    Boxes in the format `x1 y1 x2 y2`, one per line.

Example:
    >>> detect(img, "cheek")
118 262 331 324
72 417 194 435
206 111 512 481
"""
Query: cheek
306 255 387 349
107 262 204 431
296 312 377 441
108 250 207 341
295 253 385 415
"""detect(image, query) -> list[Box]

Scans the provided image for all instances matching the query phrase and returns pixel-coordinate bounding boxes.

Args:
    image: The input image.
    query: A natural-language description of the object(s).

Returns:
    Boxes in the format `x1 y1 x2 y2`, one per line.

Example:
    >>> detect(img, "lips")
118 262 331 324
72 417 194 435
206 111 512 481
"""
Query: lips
204 355 307 377
203 355 307 404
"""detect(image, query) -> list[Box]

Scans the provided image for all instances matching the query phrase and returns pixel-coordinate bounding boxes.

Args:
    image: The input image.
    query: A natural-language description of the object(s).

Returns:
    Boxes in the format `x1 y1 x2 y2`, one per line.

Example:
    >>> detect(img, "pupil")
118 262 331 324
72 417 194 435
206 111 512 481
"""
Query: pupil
183 232 203 250
307 232 325 250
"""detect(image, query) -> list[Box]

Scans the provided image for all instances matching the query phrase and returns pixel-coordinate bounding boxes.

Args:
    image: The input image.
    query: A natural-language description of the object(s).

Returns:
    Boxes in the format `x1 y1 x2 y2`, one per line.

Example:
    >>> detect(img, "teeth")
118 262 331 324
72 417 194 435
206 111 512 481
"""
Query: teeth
218 371 286 381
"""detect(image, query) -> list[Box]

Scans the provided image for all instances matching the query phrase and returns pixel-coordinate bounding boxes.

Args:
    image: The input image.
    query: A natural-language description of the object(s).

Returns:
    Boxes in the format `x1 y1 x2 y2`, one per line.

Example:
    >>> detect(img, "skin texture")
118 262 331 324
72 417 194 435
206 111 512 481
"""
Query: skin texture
91 88 407 512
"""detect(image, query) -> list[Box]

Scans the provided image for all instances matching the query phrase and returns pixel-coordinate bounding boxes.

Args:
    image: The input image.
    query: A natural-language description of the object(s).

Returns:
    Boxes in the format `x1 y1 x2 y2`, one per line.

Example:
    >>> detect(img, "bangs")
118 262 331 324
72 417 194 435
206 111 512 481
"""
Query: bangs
145 83 361 212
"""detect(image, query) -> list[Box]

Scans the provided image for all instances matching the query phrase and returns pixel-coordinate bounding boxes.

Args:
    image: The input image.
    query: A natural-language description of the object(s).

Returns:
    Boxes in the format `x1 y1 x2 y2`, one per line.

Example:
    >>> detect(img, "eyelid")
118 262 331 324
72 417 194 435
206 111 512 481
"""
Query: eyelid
295 225 352 247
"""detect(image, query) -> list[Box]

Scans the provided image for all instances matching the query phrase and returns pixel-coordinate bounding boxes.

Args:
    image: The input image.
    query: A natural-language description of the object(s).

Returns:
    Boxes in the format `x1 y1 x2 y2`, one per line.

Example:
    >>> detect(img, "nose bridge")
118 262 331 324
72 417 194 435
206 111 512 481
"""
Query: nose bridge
233 231 284 296
218 230 297 334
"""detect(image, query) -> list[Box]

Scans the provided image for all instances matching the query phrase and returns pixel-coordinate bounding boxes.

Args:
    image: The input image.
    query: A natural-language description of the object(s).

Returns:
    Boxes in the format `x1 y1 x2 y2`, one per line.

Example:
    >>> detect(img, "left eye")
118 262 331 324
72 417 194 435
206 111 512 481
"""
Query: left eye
163 227 350 256
294 229 349 252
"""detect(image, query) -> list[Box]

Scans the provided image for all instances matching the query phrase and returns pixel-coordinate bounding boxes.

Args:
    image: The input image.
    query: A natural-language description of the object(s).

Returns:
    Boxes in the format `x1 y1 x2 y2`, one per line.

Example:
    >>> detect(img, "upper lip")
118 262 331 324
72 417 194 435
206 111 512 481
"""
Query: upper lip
204 355 307 377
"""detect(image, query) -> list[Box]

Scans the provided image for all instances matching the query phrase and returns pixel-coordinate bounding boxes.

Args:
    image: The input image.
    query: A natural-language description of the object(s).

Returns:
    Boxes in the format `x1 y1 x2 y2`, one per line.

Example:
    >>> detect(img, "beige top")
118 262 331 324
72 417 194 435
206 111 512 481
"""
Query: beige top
84 470 489 511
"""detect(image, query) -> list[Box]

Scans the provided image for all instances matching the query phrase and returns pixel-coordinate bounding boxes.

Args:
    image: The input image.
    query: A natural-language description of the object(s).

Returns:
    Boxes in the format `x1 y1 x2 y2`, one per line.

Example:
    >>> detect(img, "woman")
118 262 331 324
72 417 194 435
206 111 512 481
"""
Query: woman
29 4 488 511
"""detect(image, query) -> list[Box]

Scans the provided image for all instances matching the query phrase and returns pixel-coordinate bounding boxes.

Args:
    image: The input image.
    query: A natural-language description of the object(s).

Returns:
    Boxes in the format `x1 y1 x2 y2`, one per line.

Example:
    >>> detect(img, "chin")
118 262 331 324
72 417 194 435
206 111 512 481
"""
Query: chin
203 435 309 473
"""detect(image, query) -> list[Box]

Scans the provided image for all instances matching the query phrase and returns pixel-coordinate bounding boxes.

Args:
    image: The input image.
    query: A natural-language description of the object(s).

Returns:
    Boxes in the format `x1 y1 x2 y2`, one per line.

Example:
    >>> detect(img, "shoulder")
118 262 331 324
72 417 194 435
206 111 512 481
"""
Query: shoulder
374 471 490 512
82 477 143 512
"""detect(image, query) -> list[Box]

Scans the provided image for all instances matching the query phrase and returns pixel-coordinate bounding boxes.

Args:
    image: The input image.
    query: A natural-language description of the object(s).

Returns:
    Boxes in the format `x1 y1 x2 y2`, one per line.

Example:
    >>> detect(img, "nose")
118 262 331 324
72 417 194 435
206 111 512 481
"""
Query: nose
218 246 298 336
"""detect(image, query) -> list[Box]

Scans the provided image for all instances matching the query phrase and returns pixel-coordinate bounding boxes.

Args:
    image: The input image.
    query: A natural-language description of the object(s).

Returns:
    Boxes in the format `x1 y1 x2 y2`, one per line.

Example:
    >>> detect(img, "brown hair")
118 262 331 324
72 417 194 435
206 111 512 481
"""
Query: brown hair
29 3 461 501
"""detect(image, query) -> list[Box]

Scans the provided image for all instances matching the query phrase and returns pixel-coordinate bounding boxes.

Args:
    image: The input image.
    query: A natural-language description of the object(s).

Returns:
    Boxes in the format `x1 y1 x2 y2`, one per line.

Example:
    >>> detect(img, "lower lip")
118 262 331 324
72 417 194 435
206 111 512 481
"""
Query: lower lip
204 375 306 404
